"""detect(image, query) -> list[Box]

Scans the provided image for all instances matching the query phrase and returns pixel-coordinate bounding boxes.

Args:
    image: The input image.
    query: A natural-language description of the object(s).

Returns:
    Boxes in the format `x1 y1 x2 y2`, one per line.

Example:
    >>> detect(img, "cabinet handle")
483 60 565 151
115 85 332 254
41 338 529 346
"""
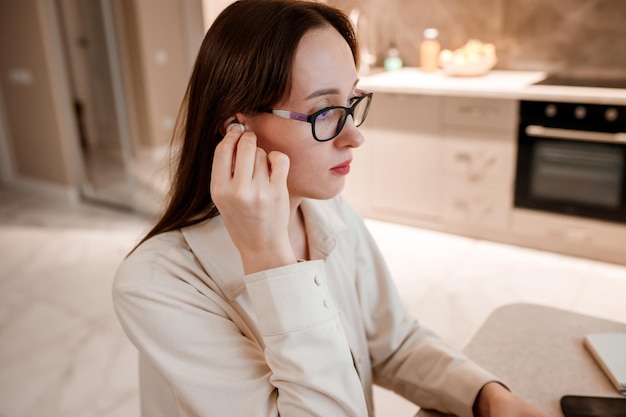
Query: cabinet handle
453 198 492 222
455 150 495 180
477 201 493 218
470 151 495 180
455 151 472 161
458 105 497 118
482 151 496 166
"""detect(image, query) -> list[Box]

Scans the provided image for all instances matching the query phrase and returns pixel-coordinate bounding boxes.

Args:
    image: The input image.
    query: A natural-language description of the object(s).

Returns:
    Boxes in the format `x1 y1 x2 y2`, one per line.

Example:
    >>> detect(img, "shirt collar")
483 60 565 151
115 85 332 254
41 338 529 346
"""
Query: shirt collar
181 198 348 301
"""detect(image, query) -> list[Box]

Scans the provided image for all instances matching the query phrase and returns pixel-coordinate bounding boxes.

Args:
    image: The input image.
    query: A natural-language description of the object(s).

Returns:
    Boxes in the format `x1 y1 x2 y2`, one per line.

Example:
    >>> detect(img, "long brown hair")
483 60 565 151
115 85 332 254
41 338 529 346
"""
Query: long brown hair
137 0 359 247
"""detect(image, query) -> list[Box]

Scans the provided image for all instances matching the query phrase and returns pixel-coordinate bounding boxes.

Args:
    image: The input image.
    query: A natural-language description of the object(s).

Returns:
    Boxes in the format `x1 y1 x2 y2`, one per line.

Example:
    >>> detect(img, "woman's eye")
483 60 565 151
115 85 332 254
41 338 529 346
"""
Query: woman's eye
317 108 332 121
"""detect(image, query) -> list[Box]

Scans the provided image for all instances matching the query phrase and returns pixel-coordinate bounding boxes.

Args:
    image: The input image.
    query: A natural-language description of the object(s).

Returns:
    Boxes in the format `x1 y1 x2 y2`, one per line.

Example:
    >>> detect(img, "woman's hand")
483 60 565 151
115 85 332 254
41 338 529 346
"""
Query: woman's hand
473 382 552 417
210 124 296 274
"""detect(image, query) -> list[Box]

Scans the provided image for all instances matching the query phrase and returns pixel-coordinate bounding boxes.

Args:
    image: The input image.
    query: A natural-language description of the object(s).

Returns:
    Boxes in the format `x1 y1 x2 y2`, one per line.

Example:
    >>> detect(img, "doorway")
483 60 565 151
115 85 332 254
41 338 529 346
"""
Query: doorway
54 0 162 215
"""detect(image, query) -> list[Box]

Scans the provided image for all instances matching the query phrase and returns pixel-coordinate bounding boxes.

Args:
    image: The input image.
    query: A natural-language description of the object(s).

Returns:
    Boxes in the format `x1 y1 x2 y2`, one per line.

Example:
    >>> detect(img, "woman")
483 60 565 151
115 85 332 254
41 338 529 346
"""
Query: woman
113 1 550 416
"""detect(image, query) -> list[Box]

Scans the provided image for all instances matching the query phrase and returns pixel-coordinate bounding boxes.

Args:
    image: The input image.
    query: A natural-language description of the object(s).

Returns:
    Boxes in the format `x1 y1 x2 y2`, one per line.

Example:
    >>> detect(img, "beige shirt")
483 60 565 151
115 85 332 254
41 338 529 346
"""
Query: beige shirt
113 196 498 417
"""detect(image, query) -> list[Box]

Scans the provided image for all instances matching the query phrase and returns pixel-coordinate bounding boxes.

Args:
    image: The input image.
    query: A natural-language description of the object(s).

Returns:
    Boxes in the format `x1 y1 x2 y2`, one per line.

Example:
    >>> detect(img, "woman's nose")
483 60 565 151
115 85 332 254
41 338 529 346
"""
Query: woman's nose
335 116 364 148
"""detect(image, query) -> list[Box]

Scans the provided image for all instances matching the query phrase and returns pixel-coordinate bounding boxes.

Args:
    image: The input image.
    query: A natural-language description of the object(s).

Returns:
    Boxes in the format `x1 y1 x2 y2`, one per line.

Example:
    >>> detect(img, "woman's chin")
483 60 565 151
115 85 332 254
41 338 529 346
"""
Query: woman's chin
313 182 345 201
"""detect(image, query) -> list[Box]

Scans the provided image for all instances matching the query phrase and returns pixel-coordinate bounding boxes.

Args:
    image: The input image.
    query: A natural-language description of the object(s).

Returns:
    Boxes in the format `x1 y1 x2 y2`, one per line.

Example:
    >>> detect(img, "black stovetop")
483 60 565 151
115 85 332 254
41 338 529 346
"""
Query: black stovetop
535 74 626 89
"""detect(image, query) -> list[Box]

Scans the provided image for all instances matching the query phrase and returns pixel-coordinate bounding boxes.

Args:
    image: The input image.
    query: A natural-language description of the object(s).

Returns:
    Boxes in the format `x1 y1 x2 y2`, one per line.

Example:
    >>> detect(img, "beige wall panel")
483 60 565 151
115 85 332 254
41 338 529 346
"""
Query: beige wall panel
0 0 73 186
132 0 188 148
115 0 150 150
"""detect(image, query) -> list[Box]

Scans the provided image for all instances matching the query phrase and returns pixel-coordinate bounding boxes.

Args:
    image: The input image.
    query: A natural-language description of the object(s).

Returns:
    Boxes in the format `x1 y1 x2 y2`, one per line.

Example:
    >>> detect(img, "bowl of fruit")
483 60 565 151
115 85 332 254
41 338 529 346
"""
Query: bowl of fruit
439 39 497 77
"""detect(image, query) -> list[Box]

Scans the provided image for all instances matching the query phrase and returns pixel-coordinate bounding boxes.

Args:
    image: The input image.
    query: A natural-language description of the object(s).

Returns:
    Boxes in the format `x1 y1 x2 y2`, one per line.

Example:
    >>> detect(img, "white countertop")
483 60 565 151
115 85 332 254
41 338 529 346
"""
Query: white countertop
358 67 626 105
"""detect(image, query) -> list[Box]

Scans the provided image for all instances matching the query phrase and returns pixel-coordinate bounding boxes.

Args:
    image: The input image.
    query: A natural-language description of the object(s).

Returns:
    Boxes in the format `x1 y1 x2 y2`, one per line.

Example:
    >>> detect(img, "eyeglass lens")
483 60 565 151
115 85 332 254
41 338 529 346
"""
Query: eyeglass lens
314 95 371 141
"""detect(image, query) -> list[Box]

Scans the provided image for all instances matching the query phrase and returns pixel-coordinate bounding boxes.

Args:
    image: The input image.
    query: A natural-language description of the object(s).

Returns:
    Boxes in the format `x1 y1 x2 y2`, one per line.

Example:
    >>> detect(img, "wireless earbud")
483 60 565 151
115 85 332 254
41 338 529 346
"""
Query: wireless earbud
226 123 245 133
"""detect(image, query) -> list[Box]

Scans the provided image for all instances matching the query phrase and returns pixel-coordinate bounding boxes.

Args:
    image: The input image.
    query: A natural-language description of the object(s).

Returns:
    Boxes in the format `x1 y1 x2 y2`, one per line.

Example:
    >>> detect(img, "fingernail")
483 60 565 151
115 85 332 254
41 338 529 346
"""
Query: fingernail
226 123 245 133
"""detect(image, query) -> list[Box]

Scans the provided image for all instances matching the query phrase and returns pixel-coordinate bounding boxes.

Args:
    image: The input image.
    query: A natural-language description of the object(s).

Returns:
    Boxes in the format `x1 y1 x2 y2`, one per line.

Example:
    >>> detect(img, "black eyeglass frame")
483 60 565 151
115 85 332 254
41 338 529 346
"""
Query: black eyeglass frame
264 90 373 142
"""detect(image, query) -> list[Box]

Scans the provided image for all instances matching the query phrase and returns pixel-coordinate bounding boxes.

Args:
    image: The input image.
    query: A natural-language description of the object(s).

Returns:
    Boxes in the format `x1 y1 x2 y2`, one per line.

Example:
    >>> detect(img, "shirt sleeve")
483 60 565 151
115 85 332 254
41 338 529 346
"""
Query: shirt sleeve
345 206 501 417
113 248 368 417
244 260 368 416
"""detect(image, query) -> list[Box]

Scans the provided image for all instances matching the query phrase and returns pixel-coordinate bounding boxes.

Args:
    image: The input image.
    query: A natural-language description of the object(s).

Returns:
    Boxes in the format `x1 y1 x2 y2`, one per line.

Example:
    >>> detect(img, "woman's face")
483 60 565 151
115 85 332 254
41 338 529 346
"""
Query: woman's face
241 26 364 201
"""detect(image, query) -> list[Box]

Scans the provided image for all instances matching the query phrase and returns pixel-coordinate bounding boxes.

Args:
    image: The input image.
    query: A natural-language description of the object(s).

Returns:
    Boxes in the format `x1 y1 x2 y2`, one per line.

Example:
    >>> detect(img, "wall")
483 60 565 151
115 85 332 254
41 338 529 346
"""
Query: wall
0 0 195 193
331 0 626 77
115 0 151 154
0 0 75 187
2 0 621 192
201 0 234 29
123 0 189 149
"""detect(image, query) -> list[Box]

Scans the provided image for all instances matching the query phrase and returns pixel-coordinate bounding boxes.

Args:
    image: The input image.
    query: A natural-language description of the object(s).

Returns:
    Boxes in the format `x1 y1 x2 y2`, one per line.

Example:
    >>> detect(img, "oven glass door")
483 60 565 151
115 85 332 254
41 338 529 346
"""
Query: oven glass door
532 140 623 207
515 134 626 223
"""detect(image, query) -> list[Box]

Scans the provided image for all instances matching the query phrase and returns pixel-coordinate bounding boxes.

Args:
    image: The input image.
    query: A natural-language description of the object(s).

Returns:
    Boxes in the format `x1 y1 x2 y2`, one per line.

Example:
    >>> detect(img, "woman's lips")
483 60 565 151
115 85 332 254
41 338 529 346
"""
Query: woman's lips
331 159 352 175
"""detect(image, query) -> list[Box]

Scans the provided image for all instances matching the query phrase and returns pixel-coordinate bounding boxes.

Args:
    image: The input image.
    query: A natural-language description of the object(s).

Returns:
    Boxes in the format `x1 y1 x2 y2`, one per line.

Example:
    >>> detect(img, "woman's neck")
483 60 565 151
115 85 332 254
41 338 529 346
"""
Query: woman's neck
288 199 309 261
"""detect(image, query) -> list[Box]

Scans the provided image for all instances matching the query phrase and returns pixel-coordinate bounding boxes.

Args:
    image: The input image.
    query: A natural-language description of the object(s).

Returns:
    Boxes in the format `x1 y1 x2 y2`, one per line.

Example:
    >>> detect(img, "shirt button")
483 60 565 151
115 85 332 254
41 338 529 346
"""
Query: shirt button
323 299 330 309
314 275 322 286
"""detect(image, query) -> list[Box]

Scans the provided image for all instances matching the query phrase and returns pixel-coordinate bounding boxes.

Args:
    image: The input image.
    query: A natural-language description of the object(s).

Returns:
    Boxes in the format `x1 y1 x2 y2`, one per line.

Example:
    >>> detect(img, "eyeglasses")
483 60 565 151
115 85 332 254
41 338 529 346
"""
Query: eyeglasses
265 90 373 142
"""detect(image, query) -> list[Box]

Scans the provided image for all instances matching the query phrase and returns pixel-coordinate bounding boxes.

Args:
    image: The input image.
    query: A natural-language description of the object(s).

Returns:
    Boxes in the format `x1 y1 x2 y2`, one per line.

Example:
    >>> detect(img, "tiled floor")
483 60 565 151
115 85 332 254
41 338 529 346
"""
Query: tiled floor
1 186 625 417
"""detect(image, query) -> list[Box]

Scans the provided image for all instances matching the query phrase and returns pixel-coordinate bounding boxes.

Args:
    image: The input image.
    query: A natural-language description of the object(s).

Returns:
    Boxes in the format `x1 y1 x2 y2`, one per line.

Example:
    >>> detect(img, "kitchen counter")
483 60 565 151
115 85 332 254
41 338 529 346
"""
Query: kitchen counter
358 67 626 105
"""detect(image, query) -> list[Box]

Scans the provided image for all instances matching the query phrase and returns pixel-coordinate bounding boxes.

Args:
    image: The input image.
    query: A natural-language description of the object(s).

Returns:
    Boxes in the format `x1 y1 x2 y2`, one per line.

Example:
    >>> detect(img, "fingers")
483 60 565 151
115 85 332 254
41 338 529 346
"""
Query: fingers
212 124 244 181
267 151 290 184
253 147 269 180
213 125 258 181
232 134 257 181
212 127 283 189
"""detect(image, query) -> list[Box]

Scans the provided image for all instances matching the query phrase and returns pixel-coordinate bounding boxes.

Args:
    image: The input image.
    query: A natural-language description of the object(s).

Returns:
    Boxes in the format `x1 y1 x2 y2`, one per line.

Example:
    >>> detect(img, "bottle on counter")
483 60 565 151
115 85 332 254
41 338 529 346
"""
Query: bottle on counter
420 28 440 73
384 43 403 71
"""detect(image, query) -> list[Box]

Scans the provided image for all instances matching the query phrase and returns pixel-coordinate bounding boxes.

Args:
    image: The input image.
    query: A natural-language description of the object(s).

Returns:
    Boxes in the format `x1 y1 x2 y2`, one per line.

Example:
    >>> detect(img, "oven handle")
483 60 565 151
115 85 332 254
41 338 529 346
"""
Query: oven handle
525 125 626 144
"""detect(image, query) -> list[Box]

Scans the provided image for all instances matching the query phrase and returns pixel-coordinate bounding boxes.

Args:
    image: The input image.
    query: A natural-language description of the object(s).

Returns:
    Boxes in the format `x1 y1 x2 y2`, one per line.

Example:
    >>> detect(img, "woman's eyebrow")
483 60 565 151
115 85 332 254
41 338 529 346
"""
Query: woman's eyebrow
305 88 340 100
305 80 360 100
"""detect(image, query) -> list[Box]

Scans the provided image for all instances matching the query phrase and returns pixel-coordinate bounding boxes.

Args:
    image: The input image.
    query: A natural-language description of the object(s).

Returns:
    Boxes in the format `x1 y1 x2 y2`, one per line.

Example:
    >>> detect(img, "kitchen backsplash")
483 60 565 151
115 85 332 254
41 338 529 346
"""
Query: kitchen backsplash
330 0 626 77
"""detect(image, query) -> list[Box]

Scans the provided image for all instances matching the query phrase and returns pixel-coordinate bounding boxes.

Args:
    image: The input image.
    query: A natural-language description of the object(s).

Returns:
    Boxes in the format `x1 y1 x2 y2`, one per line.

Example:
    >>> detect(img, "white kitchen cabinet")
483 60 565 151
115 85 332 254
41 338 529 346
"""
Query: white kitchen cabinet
441 96 518 130
345 94 520 231
511 209 626 265
441 177 511 231
368 127 441 219
343 93 442 223
439 97 518 232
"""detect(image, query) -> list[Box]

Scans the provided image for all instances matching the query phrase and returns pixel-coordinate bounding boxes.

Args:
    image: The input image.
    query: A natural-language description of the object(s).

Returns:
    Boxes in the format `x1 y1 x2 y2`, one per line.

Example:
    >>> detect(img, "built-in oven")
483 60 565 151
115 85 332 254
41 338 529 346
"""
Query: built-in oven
514 100 626 224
